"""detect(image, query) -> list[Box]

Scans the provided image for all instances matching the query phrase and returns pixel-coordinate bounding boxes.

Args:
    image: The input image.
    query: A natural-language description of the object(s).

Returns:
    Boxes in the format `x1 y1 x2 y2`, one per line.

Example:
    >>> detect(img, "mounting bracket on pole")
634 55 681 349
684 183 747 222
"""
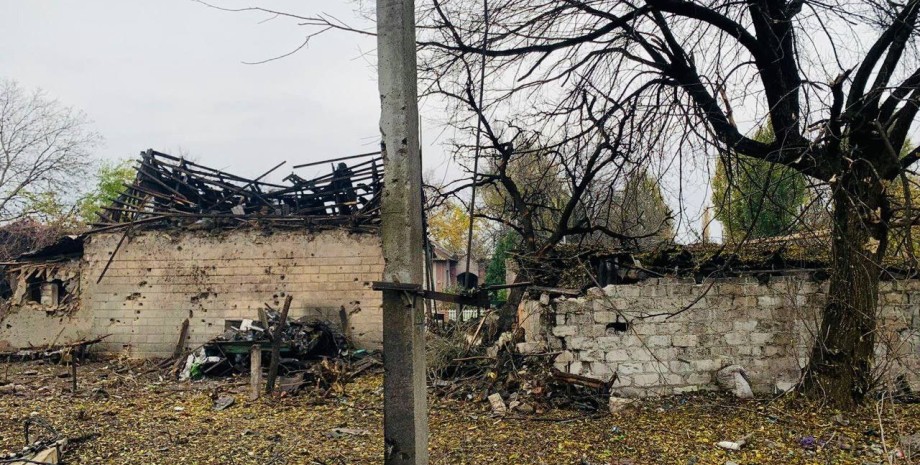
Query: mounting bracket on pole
372 281 490 308
371 281 532 309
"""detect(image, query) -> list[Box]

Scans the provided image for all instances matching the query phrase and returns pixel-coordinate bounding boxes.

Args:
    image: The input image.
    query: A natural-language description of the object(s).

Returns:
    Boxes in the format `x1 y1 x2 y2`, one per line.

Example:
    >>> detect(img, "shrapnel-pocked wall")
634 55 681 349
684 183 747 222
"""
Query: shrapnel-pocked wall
0 228 385 357
518 276 920 397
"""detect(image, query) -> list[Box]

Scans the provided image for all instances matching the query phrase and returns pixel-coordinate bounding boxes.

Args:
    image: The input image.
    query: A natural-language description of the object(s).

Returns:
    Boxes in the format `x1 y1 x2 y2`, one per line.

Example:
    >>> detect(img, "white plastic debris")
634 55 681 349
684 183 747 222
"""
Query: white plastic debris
717 433 754 451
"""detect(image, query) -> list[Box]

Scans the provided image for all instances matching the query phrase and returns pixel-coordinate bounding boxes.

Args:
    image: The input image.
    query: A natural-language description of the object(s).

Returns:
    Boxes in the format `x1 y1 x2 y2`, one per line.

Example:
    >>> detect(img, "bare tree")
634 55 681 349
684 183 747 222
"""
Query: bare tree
418 0 920 408
420 23 677 330
0 79 99 222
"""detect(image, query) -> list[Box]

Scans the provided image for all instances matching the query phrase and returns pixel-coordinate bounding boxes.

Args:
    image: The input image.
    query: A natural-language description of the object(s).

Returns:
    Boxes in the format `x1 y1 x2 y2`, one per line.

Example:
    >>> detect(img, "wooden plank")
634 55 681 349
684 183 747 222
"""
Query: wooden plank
265 295 293 395
172 319 190 358
250 344 262 401
530 285 582 297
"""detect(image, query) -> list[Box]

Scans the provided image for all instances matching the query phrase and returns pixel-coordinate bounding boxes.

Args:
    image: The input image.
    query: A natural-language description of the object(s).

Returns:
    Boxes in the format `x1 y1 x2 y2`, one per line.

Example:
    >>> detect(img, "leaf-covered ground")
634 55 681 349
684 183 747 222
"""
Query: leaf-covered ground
0 360 917 464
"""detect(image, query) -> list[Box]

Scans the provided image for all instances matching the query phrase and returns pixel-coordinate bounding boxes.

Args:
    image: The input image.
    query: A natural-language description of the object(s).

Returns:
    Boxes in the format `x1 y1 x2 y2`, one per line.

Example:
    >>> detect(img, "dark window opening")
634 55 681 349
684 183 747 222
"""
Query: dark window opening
26 277 42 303
606 317 630 334
0 278 12 300
457 272 478 289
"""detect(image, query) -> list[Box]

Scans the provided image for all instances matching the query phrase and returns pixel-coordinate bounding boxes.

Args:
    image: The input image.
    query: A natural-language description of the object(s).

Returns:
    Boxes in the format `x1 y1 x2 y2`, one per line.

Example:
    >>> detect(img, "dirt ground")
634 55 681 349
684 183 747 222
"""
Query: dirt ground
0 359 917 465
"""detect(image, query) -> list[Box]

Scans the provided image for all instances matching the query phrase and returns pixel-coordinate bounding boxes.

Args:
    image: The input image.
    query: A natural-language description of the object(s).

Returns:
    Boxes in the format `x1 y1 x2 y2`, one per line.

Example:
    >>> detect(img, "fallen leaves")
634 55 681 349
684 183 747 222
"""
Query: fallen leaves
0 360 918 464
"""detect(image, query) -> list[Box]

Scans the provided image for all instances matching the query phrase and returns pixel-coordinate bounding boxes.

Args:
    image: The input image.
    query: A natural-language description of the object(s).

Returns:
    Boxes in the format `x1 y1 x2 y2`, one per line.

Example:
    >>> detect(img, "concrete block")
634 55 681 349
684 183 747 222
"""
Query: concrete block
627 348 654 361
686 372 713 385
568 361 584 374
673 385 699 394
724 332 749 346
633 373 661 387
605 349 630 362
590 361 612 377
515 342 546 354
750 332 773 345
593 311 618 324
690 359 722 372
552 325 577 337
554 351 575 364
580 350 604 362
617 362 644 375
733 320 758 331
672 334 698 347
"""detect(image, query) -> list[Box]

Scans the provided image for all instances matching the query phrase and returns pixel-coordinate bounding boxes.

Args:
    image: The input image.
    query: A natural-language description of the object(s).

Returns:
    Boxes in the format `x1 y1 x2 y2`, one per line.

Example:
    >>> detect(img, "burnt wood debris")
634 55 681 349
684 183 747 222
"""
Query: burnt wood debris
90 149 383 233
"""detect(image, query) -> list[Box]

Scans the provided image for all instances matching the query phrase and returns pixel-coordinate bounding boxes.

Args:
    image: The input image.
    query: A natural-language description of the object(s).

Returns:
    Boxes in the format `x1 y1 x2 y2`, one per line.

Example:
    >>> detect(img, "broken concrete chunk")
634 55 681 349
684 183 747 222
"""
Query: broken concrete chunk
0 384 27 394
608 396 635 414
539 293 550 306
716 365 753 399
774 380 797 394
213 396 235 411
488 393 506 414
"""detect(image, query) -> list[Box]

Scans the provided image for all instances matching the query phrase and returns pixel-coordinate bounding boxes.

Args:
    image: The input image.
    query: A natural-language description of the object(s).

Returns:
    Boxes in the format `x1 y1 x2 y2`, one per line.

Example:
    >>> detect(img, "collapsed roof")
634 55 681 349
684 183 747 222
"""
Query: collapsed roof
91 149 383 232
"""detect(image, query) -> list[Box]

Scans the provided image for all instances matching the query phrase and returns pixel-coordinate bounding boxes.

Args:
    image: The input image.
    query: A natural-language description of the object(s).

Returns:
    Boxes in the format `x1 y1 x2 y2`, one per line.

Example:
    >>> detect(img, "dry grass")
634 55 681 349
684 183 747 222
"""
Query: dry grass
0 359 918 465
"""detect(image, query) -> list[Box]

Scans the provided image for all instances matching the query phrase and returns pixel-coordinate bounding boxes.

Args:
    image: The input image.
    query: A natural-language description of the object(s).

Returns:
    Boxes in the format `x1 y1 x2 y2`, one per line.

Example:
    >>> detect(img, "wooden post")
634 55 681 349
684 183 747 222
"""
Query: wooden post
70 358 77 392
377 0 428 462
265 295 292 395
250 344 261 401
173 318 190 358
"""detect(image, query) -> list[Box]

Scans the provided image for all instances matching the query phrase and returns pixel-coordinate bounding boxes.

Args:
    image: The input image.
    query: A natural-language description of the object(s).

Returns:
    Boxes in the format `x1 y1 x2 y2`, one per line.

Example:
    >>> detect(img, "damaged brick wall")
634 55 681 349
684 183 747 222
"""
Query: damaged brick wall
519 276 920 397
0 262 83 352
0 228 384 357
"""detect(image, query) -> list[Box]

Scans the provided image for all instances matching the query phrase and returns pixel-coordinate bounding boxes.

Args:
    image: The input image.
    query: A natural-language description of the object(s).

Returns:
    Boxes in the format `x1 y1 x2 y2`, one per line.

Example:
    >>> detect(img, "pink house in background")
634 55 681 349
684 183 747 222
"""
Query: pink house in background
427 241 489 321
428 241 487 291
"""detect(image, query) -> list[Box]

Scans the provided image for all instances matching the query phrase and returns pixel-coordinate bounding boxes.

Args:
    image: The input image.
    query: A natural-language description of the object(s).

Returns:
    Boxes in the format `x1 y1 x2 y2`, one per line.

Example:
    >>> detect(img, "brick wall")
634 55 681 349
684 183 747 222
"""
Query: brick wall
519 276 920 397
0 228 385 357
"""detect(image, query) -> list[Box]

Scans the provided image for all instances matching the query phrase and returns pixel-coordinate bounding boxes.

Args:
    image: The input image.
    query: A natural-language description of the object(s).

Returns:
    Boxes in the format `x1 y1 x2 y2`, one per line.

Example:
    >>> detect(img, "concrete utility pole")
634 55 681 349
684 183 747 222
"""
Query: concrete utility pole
376 0 428 463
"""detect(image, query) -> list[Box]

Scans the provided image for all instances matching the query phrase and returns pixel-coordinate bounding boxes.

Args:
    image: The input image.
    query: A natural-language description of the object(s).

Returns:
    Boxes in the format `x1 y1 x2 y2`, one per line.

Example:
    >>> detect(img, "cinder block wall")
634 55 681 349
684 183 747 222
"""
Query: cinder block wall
520 276 920 397
77 228 384 357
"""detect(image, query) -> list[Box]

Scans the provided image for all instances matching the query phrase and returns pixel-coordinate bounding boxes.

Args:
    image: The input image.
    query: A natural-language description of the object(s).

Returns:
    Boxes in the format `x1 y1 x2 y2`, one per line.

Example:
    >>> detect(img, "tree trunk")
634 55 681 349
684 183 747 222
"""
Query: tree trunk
802 177 888 409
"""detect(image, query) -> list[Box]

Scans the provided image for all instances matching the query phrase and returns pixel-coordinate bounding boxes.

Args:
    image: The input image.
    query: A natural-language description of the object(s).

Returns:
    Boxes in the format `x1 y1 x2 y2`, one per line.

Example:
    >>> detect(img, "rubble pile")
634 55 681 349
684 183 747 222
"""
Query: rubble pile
427 320 609 415
180 310 376 395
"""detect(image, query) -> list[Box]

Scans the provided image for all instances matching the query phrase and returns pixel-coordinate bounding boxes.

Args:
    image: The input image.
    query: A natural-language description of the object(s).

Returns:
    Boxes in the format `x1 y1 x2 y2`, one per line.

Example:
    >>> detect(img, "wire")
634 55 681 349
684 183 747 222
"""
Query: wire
461 0 490 322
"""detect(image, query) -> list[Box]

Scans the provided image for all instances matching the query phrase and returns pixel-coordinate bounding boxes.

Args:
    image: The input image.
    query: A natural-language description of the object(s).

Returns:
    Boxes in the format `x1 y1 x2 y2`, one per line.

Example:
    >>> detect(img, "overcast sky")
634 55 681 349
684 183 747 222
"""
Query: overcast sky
1 0 716 240
0 0 459 182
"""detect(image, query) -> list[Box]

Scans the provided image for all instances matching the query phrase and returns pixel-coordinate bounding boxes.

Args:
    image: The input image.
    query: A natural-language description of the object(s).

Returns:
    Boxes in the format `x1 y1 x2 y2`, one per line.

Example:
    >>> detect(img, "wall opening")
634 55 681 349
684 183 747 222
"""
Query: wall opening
0 277 12 300
26 276 42 303
606 316 630 334
457 272 478 289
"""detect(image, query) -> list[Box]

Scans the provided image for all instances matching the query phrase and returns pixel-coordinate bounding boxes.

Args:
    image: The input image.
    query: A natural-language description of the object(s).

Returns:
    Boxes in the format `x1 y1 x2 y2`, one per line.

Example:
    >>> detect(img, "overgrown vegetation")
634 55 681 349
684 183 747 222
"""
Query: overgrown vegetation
712 125 808 242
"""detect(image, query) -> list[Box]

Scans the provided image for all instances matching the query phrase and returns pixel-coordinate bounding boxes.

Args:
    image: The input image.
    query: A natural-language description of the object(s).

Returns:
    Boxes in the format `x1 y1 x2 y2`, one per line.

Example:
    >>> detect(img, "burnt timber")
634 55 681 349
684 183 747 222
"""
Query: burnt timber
91 149 383 232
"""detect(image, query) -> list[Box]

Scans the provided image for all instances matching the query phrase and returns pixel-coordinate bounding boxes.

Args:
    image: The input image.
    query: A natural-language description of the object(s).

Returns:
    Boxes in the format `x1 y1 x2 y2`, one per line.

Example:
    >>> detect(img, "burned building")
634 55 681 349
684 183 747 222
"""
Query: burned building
0 150 386 357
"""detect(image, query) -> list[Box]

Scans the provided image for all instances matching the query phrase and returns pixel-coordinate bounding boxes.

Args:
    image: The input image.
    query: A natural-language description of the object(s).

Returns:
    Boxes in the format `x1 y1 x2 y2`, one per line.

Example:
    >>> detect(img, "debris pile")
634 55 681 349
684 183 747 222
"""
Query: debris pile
427 319 609 415
92 149 383 232
179 308 377 396
0 336 108 362
0 415 91 465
